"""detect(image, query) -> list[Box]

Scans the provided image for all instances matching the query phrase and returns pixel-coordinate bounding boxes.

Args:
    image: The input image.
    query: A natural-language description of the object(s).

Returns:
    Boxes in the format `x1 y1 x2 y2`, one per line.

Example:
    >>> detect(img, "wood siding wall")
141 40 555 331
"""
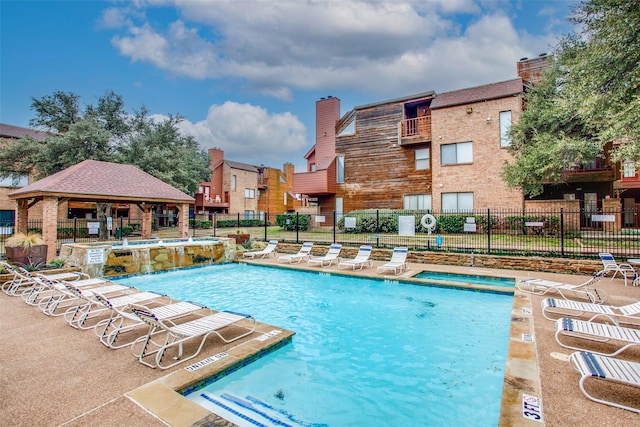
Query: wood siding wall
336 103 432 212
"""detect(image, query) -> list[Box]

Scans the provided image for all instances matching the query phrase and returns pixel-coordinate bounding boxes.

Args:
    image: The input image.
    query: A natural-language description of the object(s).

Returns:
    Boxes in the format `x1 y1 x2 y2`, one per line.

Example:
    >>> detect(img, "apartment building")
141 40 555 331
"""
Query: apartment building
293 56 640 225
256 163 300 216
430 78 525 211
196 148 298 220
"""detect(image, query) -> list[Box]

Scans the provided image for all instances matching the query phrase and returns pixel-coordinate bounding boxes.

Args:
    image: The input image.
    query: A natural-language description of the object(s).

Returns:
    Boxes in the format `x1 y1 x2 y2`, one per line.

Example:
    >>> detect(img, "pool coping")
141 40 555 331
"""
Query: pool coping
124 260 537 426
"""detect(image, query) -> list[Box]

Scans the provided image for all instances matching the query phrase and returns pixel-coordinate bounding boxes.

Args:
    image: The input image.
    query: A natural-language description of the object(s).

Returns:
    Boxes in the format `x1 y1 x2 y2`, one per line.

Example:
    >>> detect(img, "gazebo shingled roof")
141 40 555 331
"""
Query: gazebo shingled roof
8 159 194 203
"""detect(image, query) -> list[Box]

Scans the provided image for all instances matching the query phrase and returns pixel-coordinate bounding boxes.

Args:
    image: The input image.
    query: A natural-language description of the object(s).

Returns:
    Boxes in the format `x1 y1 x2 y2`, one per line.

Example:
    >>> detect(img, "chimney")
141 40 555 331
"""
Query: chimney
208 148 224 167
517 53 551 85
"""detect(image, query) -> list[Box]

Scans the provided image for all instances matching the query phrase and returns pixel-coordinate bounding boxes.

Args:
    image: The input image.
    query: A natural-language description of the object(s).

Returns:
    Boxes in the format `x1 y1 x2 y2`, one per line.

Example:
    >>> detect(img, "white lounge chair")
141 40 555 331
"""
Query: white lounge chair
516 271 607 304
0 262 88 297
37 277 130 317
93 293 206 349
307 244 342 268
62 282 165 329
130 305 256 369
338 245 373 271
555 317 640 357
569 351 640 413
278 242 314 264
242 240 278 259
599 252 637 286
541 298 640 325
377 247 408 275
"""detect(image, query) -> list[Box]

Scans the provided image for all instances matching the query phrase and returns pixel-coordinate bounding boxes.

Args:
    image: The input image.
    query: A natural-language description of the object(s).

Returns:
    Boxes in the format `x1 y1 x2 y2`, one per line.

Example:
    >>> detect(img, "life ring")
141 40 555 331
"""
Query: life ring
420 214 437 231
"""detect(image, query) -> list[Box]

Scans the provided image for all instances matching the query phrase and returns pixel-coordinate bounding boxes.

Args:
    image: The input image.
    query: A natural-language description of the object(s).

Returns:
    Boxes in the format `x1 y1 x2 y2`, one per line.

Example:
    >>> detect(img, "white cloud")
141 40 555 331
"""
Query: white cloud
104 1 561 99
175 101 308 168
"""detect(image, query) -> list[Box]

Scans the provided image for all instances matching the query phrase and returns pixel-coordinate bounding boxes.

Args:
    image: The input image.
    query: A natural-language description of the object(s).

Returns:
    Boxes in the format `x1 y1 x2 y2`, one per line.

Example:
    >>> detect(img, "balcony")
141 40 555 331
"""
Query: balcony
563 158 615 183
399 116 431 146
293 169 336 196
194 193 229 209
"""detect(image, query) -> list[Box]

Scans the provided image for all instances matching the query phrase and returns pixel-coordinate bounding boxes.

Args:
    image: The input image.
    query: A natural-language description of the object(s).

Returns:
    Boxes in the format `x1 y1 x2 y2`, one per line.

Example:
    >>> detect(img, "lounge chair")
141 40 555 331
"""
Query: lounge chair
130 305 256 369
24 276 108 307
541 298 640 325
338 245 373 271
62 282 165 329
278 242 314 264
242 240 278 259
555 317 640 357
307 244 342 268
93 293 206 349
599 252 637 286
516 271 607 304
569 351 640 413
0 262 87 297
377 247 408 275
37 277 130 317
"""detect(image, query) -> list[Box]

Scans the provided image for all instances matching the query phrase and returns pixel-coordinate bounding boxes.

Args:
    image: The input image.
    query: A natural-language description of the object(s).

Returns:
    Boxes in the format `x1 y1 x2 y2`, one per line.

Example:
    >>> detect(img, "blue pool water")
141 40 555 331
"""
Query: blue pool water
414 270 515 288
116 264 513 426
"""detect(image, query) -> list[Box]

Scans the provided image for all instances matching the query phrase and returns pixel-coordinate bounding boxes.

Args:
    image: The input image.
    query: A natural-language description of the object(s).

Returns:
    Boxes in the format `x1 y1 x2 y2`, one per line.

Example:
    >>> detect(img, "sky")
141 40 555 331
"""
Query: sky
0 0 577 172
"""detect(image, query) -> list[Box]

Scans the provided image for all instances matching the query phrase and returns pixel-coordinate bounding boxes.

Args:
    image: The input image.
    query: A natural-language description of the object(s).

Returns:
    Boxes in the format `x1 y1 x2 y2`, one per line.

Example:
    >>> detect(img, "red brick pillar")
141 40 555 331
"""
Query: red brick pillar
177 203 190 238
41 196 59 261
141 204 153 239
15 199 29 234
602 197 622 232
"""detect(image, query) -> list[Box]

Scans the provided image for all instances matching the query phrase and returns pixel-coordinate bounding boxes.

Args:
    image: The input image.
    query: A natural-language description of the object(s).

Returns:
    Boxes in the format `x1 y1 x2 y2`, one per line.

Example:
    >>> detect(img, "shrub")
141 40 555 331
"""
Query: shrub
275 214 310 231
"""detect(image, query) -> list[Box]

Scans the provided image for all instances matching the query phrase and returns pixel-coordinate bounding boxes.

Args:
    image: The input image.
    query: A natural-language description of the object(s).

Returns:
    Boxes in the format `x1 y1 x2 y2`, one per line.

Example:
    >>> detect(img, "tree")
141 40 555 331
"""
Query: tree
1 90 211 238
116 111 210 194
503 0 640 197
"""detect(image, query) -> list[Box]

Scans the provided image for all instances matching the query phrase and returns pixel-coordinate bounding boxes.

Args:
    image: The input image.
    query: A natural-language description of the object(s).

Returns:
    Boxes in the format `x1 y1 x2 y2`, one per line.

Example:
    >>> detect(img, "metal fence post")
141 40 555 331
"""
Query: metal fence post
487 208 491 254
560 208 565 257
73 217 77 242
264 212 268 241
296 212 300 243
213 212 217 237
333 211 337 243
375 209 380 248
237 212 241 230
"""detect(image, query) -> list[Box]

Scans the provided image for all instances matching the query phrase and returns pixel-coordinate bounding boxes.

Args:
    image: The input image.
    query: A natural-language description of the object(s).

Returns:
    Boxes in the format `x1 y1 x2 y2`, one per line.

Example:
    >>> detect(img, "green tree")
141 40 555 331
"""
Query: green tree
117 112 210 194
503 0 640 197
0 90 210 193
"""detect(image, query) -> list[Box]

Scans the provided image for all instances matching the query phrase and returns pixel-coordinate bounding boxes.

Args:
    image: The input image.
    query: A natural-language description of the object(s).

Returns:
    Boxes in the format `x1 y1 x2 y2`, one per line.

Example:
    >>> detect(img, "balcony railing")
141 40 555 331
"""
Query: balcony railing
399 116 431 145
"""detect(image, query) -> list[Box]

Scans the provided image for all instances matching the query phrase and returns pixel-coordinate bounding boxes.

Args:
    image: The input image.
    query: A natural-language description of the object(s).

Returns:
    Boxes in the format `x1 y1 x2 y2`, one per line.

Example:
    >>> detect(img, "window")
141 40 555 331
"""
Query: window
244 188 255 199
0 174 28 187
415 148 430 170
441 192 473 212
500 111 512 147
231 175 237 191
623 160 637 178
337 156 344 183
244 210 255 219
403 194 432 210
283 192 288 205
441 142 472 165
336 197 343 221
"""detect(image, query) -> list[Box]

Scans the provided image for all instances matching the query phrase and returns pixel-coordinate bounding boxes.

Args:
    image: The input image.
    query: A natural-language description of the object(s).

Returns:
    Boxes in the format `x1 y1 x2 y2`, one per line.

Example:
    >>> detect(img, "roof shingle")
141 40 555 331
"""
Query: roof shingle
431 78 523 109
9 160 194 203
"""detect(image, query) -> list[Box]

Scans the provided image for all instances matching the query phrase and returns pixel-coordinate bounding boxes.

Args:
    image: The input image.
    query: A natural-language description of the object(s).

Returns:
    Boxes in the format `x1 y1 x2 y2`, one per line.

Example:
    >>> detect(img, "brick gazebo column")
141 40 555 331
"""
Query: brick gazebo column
177 203 190 238
141 204 153 239
41 196 59 261
15 199 29 235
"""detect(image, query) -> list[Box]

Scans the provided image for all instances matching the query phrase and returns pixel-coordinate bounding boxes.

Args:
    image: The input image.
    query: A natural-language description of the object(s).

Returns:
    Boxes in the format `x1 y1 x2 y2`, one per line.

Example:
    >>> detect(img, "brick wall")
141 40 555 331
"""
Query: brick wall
224 165 258 216
431 96 524 210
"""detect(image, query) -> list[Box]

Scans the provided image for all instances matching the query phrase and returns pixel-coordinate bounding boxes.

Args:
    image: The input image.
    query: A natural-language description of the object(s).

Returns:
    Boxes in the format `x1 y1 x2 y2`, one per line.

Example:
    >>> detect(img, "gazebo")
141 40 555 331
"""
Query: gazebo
8 160 195 260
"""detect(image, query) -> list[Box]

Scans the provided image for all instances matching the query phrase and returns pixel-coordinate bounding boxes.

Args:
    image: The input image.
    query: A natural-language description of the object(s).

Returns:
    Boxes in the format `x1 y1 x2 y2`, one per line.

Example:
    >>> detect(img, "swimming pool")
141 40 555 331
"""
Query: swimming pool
414 270 515 288
117 264 513 426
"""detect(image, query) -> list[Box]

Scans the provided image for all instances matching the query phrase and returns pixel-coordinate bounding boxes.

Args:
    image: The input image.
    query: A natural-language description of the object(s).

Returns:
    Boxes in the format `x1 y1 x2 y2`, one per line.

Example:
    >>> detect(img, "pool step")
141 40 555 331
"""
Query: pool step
197 392 323 427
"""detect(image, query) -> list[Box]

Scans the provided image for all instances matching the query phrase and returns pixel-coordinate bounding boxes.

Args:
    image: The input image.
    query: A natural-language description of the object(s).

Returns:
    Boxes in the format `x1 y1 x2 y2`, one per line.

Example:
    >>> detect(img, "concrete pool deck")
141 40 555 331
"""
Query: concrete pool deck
1 259 639 426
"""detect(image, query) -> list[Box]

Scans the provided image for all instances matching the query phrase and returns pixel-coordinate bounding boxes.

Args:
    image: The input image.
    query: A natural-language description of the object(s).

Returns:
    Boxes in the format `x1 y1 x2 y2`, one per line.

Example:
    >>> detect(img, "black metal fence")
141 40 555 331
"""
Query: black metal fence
2 208 639 260
202 208 640 260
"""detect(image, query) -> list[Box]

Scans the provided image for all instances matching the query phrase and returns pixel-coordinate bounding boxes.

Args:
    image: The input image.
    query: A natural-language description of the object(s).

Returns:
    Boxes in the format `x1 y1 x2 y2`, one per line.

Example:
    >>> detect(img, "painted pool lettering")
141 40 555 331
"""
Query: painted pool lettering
522 394 542 422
